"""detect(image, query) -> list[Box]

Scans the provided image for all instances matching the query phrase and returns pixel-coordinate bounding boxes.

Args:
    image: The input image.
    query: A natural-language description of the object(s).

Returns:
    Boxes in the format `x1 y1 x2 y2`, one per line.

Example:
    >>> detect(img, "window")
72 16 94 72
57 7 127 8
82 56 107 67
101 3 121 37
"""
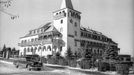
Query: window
24 40 27 43
33 30 36 34
60 27 63 32
75 31 77 36
47 46 51 51
31 39 34 42
88 34 91 38
61 20 63 24
70 19 73 23
37 30 39 33
27 48 30 52
62 11 66 16
41 29 43 33
81 32 83 37
31 47 33 52
39 29 42 33
75 40 77 46
21 40 23 43
43 46 46 51
75 22 77 27
35 38 38 41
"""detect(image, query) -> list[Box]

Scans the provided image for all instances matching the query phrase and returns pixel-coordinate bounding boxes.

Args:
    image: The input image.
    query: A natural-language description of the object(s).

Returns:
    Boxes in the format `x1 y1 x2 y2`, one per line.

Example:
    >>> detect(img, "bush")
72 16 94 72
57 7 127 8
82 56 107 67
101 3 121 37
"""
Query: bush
98 62 110 72
67 59 77 67
58 58 68 66
41 57 47 63
47 56 58 64
47 55 68 66
77 58 92 69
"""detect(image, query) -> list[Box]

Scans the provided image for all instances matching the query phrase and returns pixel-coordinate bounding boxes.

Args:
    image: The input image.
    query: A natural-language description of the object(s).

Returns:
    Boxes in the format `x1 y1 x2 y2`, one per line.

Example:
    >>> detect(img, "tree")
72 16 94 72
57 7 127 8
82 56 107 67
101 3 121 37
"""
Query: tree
2 44 6 58
12 47 16 58
74 50 82 59
2 44 6 51
65 47 73 59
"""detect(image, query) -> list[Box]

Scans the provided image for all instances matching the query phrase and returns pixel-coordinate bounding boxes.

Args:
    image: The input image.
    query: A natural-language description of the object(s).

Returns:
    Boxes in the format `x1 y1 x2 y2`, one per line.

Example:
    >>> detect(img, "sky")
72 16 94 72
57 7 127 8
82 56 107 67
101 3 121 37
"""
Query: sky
0 0 133 56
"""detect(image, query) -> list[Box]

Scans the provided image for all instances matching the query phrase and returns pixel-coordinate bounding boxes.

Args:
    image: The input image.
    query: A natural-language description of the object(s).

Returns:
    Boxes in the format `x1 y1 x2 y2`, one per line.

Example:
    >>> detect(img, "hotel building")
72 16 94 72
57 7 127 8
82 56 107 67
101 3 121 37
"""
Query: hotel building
18 0 119 59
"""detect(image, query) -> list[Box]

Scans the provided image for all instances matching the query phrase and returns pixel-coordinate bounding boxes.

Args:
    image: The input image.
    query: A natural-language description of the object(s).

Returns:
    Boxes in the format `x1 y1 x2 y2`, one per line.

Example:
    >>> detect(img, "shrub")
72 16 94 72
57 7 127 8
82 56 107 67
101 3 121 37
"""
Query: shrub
67 59 77 67
41 57 47 63
77 58 92 69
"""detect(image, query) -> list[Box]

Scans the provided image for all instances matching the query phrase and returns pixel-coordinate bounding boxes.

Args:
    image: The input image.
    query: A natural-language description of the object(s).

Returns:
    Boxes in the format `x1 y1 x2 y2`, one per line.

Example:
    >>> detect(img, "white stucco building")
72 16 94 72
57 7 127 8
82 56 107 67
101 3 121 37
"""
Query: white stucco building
18 0 119 59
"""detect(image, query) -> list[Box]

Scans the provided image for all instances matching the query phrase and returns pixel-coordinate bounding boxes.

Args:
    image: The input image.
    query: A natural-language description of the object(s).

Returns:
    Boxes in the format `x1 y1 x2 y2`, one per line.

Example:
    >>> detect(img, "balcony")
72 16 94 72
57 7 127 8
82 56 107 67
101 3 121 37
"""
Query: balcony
18 39 52 47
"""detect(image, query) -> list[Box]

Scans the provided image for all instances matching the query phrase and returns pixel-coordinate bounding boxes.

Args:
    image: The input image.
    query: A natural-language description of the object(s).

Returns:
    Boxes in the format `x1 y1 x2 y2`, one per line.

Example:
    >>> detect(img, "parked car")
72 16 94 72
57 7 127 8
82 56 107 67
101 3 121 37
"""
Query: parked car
13 54 43 71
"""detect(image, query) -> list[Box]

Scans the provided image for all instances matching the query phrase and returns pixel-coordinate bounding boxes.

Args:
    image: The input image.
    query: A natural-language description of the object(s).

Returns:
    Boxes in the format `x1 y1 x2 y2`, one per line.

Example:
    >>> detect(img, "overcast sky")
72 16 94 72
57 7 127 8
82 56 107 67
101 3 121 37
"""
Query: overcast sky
0 0 133 56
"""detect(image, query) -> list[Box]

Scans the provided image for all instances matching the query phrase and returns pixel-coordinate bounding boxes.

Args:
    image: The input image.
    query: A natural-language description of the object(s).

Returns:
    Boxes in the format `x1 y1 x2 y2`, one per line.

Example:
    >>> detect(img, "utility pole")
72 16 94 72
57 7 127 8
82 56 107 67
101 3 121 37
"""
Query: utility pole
0 0 19 20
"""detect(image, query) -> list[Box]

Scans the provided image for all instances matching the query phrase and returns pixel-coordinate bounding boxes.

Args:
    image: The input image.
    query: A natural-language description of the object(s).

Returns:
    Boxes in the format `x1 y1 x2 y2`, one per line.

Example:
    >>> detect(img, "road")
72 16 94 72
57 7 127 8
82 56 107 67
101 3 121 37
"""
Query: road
0 58 133 75
1 60 124 75
0 60 87 75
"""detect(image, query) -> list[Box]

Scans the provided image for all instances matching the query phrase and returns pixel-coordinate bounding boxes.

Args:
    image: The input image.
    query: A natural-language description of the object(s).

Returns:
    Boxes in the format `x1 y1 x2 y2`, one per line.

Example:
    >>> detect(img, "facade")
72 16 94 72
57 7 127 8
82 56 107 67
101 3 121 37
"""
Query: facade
18 0 119 58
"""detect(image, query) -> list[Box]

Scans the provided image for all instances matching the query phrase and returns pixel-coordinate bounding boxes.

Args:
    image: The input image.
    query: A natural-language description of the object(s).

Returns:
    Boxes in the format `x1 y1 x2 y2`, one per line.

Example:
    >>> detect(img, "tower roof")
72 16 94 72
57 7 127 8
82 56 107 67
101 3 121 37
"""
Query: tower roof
60 0 74 9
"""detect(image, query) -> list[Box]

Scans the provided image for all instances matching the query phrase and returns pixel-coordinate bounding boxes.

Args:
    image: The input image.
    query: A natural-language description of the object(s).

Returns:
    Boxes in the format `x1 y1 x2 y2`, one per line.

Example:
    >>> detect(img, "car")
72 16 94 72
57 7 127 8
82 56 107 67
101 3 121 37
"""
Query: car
13 54 43 71
27 61 43 71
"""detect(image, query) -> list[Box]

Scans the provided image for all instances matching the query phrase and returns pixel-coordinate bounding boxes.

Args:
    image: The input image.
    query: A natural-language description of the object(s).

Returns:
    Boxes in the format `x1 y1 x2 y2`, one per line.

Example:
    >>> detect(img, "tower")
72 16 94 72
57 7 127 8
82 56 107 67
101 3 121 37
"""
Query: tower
53 0 81 56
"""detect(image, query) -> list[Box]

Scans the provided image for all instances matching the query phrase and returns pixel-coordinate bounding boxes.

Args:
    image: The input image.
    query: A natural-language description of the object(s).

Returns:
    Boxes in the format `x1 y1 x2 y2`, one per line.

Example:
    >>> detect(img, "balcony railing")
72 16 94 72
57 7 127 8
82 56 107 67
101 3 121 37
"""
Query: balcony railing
18 39 52 47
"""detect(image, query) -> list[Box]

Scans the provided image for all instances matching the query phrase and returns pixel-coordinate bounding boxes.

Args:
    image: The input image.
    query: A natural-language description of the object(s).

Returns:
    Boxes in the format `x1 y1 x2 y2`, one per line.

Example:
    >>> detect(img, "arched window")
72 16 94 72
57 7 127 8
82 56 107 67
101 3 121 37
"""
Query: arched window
38 46 41 52
43 46 46 51
27 48 30 52
23 48 26 55
31 47 33 52
34 47 37 52
47 46 51 51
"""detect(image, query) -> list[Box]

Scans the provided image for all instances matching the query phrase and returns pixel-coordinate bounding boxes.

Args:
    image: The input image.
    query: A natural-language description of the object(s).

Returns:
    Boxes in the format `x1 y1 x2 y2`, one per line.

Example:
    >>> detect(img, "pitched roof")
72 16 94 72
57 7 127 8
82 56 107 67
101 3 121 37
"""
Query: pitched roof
60 0 74 9
80 26 117 44
80 27 103 35
21 22 61 38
